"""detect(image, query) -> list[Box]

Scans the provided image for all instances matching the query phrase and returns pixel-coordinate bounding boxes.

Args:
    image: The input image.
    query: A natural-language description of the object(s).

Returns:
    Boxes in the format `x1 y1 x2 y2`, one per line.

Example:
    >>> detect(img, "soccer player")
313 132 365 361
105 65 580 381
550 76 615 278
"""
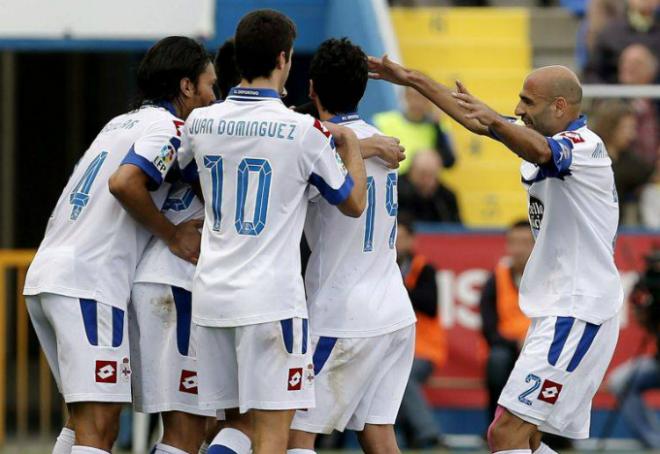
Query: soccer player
23 37 216 454
368 58 623 453
287 38 417 454
129 179 213 454
177 10 367 454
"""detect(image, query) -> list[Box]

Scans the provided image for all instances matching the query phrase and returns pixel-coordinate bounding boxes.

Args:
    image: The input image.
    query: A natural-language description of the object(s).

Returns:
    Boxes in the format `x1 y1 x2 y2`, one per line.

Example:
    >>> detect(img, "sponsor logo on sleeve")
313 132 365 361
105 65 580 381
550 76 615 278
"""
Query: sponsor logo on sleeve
537 379 563 404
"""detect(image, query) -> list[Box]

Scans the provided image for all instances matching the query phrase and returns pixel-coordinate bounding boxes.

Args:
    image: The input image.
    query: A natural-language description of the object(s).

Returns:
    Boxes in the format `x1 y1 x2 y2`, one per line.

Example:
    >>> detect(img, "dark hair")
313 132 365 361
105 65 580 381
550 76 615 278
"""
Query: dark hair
235 9 297 82
510 220 531 231
397 212 416 234
135 36 211 108
293 102 320 119
215 38 241 100
310 38 368 114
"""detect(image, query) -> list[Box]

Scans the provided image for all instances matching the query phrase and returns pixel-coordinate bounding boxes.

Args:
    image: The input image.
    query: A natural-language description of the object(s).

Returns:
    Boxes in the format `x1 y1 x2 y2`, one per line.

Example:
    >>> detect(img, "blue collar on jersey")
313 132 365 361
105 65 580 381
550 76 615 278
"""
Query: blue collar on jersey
327 112 361 124
566 115 587 131
227 87 280 101
143 100 177 116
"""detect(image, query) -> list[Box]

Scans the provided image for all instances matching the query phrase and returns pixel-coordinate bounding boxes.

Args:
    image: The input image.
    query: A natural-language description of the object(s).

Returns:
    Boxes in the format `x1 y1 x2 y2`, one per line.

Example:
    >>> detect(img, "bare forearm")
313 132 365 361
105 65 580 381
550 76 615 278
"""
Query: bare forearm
410 71 490 135
109 172 175 242
339 133 367 201
489 117 551 164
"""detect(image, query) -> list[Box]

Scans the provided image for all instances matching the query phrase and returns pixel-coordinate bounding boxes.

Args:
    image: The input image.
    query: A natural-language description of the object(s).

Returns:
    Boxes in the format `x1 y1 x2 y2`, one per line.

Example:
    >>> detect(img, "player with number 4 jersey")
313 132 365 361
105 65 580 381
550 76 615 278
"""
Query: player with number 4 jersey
24 37 216 454
289 38 416 454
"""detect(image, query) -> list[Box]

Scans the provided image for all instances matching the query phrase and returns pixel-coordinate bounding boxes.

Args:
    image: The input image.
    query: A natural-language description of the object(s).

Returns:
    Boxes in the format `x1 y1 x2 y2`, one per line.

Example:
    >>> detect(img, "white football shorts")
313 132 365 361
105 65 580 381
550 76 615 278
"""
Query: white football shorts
129 283 213 416
291 324 415 434
26 293 131 403
498 314 619 439
196 318 315 413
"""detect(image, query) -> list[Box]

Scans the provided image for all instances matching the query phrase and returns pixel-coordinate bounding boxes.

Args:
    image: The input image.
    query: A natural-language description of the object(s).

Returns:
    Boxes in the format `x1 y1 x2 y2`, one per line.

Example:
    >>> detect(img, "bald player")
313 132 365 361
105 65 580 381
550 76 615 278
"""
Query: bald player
368 58 623 454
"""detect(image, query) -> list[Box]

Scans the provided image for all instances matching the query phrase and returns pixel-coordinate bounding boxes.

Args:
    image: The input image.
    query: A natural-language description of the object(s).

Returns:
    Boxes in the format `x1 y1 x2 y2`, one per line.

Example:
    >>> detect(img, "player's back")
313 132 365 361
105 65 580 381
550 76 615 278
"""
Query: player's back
25 105 181 308
183 88 350 327
305 115 416 337
519 116 623 324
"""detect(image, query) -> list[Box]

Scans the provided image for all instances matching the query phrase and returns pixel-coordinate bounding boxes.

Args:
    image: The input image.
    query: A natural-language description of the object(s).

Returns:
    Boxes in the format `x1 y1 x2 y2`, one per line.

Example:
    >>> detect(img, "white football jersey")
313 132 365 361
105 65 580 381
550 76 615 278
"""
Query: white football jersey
304 114 416 337
178 87 353 327
24 104 184 309
133 181 203 291
517 116 623 324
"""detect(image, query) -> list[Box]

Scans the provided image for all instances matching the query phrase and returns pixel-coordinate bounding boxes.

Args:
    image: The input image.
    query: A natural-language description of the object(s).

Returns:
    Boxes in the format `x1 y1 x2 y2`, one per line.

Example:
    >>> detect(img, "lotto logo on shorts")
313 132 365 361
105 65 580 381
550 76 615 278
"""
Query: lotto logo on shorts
288 368 303 391
95 360 117 383
538 379 563 404
179 370 198 394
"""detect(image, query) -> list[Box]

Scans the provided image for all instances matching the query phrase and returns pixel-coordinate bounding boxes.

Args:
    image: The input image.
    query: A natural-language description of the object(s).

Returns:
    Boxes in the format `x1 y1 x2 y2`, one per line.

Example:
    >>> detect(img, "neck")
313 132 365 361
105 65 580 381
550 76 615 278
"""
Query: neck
318 106 333 122
172 98 188 120
240 76 280 93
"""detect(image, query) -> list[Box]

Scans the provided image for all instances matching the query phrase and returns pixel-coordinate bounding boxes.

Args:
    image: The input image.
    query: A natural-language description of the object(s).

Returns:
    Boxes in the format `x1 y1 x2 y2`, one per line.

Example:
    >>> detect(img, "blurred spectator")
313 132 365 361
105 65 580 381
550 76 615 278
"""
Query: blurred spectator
398 150 461 223
591 100 656 224
585 0 660 83
573 0 625 71
479 221 533 423
618 43 660 165
396 214 447 449
640 173 660 228
607 250 660 448
374 87 456 174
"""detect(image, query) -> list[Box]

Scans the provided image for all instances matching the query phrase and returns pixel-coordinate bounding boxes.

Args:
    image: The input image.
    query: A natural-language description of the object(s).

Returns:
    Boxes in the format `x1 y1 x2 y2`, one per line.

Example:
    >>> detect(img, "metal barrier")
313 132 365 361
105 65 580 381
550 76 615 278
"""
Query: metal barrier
0 249 62 444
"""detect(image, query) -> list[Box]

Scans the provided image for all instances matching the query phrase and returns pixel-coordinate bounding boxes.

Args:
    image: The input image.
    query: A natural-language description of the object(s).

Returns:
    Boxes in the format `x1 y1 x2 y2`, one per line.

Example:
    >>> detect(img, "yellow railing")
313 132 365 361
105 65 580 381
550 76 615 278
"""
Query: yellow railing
0 249 62 444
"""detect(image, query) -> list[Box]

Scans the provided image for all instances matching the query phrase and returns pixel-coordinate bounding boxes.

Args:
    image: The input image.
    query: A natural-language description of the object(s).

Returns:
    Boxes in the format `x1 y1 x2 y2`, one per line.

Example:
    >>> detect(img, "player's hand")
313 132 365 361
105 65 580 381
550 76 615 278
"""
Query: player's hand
367 54 413 86
452 81 499 127
322 121 356 147
167 218 203 265
364 135 406 169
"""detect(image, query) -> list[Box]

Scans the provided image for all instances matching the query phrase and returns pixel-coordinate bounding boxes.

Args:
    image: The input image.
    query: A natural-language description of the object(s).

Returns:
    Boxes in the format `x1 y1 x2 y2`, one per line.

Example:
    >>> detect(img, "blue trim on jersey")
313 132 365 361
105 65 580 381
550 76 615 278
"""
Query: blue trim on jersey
309 173 354 206
567 322 601 372
181 160 200 183
111 307 124 348
121 146 163 190
313 337 337 375
227 87 280 101
566 115 587 131
172 286 192 357
208 445 238 454
543 137 574 175
548 316 575 366
327 112 361 124
281 319 294 354
157 101 177 117
302 319 309 355
79 299 98 346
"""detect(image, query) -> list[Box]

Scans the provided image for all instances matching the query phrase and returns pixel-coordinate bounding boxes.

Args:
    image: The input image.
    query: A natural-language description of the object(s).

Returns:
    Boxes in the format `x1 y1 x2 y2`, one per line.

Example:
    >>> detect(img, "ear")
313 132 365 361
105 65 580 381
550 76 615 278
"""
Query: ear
308 79 316 100
554 97 568 116
180 77 195 99
276 50 287 70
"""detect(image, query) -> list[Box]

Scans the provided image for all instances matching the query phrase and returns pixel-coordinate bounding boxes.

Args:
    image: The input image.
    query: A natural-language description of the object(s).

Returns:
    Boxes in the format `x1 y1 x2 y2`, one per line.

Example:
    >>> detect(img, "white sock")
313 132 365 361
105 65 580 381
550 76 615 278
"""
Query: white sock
152 443 188 454
71 447 109 454
209 428 251 454
199 441 209 454
287 450 316 454
494 451 532 454
53 427 75 454
533 443 558 454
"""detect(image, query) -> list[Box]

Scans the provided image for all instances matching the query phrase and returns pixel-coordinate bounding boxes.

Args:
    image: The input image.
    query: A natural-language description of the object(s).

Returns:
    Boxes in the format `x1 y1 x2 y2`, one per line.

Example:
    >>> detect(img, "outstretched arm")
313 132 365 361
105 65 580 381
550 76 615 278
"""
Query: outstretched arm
368 55 489 135
452 91 551 165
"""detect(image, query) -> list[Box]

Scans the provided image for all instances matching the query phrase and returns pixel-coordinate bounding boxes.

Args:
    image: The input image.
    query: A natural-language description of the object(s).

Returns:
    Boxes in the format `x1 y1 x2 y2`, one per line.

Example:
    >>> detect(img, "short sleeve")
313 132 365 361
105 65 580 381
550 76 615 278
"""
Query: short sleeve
305 119 354 206
543 135 574 175
177 121 199 183
121 117 184 190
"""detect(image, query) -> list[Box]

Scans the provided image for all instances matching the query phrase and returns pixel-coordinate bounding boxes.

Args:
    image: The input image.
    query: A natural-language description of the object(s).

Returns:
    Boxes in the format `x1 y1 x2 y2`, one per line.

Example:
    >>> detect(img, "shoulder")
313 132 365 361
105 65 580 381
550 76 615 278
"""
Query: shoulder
140 106 184 136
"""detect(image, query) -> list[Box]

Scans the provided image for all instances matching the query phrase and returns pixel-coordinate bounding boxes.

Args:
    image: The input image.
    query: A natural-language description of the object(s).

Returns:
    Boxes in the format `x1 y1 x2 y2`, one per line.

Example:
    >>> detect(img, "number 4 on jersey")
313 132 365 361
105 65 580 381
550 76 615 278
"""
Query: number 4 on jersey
69 151 108 220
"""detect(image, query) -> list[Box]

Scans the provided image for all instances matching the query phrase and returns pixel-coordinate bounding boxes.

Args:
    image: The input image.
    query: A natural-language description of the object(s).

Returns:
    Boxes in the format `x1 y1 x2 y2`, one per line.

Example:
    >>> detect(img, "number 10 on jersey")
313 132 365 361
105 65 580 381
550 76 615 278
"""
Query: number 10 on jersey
204 155 272 236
